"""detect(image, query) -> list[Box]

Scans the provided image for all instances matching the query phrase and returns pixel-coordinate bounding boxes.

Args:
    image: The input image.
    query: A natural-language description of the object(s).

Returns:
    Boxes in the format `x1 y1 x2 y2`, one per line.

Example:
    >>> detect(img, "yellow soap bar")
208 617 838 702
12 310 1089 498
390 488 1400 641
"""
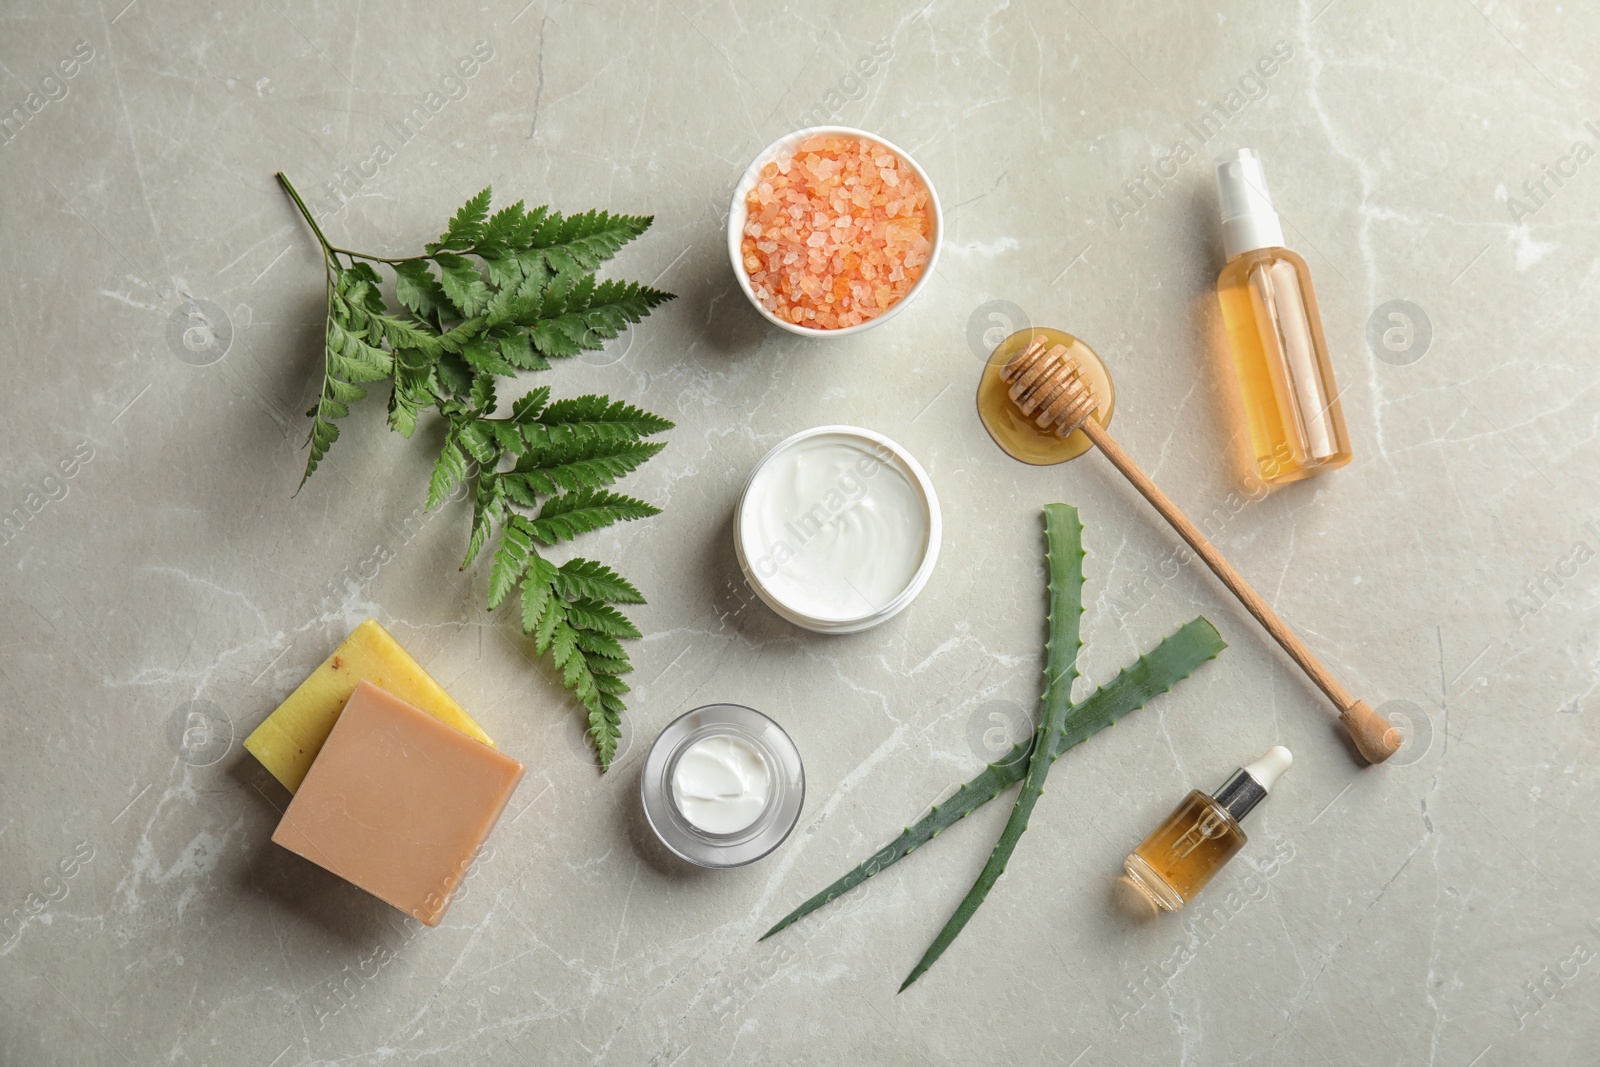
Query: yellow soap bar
244 618 494 793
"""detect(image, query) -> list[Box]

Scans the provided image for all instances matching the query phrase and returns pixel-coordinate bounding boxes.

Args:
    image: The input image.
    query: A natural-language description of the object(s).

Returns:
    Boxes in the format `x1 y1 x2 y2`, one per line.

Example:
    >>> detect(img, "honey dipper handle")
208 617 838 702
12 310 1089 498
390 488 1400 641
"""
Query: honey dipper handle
1077 418 1401 763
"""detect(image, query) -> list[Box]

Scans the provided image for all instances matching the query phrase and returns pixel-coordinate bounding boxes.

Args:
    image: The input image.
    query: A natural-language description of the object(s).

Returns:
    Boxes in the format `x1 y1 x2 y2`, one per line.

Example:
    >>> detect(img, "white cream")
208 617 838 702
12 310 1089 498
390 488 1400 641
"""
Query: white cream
741 434 930 621
671 734 771 835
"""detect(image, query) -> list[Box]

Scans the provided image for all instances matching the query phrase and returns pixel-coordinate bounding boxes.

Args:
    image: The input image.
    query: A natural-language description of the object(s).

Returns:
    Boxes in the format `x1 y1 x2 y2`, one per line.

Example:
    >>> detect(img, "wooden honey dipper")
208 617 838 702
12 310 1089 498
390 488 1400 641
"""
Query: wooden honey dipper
1002 335 1401 763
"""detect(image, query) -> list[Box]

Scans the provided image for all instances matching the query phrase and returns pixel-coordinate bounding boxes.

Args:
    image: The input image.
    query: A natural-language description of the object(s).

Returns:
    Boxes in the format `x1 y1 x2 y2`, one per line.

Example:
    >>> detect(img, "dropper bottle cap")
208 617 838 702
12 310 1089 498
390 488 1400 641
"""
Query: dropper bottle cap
1215 148 1286 260
1211 745 1292 823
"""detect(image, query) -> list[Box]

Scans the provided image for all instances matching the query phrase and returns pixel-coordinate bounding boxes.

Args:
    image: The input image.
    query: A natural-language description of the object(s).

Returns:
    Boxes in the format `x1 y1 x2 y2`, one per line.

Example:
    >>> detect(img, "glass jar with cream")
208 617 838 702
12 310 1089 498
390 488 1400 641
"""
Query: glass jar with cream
734 425 941 633
640 704 805 868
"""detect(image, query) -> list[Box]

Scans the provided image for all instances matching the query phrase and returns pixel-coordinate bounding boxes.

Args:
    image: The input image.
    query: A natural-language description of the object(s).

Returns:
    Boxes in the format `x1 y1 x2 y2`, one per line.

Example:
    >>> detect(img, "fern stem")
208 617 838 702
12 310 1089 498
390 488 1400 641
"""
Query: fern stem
329 247 427 267
275 172 339 262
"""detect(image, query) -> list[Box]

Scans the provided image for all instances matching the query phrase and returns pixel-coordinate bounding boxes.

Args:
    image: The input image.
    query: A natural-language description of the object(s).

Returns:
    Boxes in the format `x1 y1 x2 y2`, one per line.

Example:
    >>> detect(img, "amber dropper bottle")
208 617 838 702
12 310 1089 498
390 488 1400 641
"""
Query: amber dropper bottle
1214 150 1352 486
1124 746 1292 912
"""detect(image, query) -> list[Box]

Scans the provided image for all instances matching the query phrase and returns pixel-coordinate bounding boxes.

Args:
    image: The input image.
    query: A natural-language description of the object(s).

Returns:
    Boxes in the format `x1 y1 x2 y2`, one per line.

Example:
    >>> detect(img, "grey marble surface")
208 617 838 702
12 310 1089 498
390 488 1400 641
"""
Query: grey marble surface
3 1 1598 1064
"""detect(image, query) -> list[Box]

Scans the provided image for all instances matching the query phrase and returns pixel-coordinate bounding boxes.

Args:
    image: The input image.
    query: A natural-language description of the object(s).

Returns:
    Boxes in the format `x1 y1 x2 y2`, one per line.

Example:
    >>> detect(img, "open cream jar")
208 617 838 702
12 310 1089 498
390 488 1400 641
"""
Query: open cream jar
734 426 941 633
640 704 804 868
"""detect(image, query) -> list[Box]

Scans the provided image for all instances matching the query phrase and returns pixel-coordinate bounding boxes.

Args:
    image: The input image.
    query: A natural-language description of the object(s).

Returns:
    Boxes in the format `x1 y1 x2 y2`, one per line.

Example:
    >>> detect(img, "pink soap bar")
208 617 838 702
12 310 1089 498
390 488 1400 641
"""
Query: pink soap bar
272 679 523 926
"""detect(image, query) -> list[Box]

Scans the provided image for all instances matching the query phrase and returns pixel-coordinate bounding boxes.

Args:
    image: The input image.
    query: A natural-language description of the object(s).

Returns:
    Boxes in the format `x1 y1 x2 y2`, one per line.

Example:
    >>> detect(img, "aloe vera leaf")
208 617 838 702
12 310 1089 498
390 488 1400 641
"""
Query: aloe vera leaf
897 503 1085 990
762 616 1223 939
758 615 1225 942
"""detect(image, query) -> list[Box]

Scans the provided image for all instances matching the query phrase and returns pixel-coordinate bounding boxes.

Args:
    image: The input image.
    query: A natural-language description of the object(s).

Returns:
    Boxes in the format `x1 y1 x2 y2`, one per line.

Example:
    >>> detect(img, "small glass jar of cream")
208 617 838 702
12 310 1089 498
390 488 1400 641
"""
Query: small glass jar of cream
640 704 805 868
734 425 941 633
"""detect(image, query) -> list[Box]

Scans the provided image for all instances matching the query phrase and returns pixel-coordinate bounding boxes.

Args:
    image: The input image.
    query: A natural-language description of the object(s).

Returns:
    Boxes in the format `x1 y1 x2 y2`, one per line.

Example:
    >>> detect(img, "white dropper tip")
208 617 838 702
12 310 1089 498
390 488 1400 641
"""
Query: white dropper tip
1243 746 1293 792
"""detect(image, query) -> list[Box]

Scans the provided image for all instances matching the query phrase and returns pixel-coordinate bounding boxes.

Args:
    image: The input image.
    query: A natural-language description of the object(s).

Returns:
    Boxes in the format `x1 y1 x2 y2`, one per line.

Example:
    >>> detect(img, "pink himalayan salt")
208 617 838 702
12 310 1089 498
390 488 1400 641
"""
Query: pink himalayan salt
741 135 933 330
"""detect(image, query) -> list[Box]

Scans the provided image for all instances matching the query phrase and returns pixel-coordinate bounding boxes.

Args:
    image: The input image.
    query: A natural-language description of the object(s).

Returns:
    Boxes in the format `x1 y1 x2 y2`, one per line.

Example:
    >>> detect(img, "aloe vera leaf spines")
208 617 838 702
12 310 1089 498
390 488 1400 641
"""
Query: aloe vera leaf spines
757 616 1225 942
1041 503 1088 722
1052 617 1223 753
896 504 1087 991
758 761 1018 942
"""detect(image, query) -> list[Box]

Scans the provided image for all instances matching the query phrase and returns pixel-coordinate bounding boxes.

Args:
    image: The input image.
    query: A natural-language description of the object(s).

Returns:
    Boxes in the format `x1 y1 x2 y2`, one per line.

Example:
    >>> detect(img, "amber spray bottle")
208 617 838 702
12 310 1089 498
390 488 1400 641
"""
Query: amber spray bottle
1214 150 1352 486
1124 746 1291 912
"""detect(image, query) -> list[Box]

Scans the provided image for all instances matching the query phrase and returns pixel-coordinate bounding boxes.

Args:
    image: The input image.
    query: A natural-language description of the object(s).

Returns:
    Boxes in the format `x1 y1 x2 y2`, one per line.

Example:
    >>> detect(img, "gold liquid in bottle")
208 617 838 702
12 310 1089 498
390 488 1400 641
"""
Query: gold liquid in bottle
1123 746 1291 912
1125 790 1246 911
1214 151 1352 487
976 327 1115 465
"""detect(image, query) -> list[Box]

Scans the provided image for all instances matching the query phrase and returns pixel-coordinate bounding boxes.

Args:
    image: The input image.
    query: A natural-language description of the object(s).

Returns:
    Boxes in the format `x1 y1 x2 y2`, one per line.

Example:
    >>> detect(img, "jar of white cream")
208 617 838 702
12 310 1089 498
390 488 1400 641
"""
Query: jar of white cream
640 704 805 868
734 426 941 633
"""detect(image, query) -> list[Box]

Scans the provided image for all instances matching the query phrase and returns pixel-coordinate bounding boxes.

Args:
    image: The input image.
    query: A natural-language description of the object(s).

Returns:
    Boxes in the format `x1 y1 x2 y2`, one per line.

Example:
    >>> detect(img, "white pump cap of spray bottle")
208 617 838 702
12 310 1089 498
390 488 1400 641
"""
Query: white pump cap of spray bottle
1215 148 1286 260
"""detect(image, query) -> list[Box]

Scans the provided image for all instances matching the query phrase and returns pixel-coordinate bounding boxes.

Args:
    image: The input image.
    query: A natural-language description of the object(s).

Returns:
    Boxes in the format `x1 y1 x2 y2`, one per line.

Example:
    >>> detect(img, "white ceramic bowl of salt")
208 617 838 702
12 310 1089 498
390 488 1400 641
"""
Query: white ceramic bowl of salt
727 126 942 338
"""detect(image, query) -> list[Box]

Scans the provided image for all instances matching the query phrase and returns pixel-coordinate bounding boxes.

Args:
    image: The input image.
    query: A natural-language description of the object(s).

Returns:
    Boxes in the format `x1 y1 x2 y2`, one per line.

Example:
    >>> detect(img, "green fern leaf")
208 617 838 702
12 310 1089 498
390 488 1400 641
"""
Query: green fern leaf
488 421 525 454
387 347 436 438
461 336 518 378
455 419 497 465
535 210 654 277
426 432 468 511
435 253 492 317
327 319 393 382
341 262 388 311
551 558 645 604
298 410 340 491
387 384 419 437
508 439 666 497
513 204 551 245
429 186 492 252
462 476 505 570
587 692 622 768
501 471 540 509
433 350 475 398
393 259 454 323
488 517 535 610
562 651 593 696
525 488 660 544
528 323 581 359
543 395 674 434
522 395 674 450
528 277 672 358
323 377 367 405
593 689 626 763
297 283 382 492
468 371 496 415
477 201 526 257
493 328 549 371
534 593 564 654
572 630 628 661
375 312 444 357
550 620 580 673
583 655 633 676
592 673 630 697
564 599 643 639
508 388 551 423
519 571 553 633
481 253 521 291
435 316 487 354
